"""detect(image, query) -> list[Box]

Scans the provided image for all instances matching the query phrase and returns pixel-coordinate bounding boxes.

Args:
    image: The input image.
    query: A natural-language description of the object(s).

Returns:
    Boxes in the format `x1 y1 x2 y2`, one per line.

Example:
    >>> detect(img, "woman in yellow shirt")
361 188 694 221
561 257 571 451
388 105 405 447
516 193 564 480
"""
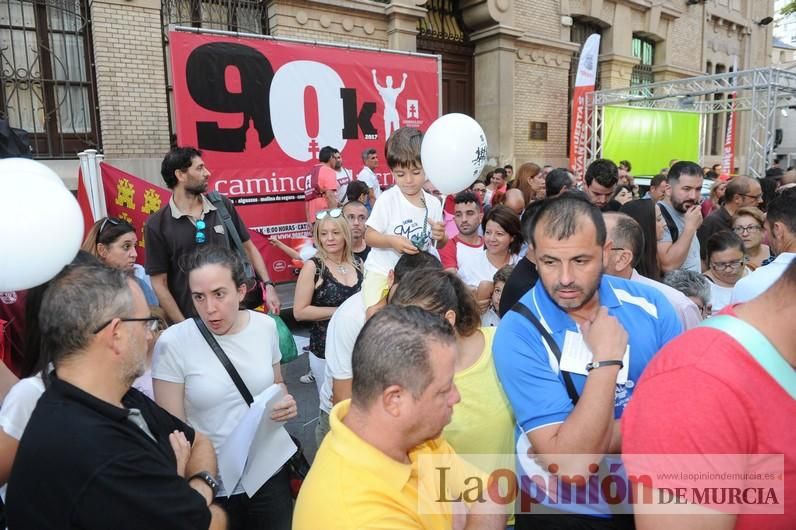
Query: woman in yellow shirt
389 268 516 468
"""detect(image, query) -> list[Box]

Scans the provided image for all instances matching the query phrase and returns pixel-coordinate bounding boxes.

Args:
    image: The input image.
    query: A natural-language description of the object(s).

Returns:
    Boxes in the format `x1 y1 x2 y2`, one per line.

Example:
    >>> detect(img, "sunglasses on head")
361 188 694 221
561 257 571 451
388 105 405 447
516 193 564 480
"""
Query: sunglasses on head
315 208 342 221
99 217 121 236
195 219 206 244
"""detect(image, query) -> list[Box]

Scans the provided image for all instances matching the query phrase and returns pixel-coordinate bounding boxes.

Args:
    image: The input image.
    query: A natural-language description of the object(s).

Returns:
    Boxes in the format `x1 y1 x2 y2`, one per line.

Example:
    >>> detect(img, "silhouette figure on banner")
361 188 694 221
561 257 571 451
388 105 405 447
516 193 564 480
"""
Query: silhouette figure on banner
372 70 408 138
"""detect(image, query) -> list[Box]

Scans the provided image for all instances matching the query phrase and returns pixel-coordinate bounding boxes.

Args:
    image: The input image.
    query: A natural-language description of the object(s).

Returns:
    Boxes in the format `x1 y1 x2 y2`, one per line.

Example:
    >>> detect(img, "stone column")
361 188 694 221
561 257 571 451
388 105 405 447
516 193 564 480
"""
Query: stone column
385 0 427 52
470 26 522 167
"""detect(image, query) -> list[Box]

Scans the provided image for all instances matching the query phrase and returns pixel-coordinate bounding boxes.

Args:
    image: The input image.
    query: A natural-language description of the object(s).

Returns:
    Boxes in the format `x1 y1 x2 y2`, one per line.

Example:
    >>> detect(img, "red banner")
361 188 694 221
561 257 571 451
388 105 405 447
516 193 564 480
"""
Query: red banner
100 163 172 265
721 96 736 178
169 30 440 280
569 34 601 180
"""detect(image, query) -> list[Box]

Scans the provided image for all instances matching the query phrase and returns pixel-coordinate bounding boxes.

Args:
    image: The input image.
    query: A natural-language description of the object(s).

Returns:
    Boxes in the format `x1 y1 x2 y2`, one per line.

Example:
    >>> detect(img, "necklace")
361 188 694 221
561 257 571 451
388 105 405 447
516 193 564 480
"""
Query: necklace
327 258 347 274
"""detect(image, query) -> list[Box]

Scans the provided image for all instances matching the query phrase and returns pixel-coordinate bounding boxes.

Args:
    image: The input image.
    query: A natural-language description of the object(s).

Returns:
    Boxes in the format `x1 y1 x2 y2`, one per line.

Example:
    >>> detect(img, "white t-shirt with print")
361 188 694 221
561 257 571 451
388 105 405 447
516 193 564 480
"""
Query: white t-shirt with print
319 292 366 414
458 251 520 288
335 168 353 204
152 311 281 496
364 186 444 275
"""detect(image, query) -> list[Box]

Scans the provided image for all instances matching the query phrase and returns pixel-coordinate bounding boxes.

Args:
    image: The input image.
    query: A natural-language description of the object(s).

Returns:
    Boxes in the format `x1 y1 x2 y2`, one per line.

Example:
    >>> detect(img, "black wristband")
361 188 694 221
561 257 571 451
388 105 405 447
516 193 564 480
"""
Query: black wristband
189 471 219 498
586 360 624 372
262 280 275 288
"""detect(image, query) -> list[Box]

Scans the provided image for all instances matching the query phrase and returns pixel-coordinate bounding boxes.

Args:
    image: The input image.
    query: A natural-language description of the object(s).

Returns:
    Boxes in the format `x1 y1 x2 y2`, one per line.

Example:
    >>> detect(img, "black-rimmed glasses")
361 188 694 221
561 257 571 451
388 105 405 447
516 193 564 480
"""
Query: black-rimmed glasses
93 316 160 334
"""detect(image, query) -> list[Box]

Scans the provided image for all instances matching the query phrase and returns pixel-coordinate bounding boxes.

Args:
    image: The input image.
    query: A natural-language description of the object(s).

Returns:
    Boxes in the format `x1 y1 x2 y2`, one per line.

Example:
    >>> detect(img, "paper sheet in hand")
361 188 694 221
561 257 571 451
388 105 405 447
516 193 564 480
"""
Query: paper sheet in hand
240 386 297 496
559 330 629 384
217 384 296 497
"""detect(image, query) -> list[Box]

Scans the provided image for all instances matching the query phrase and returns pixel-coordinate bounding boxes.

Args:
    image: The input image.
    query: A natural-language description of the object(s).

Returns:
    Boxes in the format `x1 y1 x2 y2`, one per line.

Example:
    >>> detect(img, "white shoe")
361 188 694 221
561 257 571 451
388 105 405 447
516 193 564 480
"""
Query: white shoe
299 371 315 384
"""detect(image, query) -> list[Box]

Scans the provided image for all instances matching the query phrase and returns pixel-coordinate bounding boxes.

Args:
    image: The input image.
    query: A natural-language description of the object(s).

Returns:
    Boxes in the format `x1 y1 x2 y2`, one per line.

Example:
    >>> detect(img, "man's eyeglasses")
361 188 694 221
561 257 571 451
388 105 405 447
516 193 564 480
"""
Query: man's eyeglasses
741 193 762 201
710 258 746 272
733 225 761 234
93 316 160 334
316 208 342 221
195 219 206 244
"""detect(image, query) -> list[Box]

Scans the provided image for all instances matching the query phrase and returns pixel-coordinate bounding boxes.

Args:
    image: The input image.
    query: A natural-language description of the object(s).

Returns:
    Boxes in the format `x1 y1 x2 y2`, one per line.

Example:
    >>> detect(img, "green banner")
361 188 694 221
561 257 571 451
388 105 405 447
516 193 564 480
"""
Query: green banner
602 107 700 175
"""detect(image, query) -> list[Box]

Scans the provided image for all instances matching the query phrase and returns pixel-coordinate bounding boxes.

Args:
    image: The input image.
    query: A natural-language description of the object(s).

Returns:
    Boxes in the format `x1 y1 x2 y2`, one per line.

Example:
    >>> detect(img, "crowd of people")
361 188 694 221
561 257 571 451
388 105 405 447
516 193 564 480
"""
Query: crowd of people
0 126 794 530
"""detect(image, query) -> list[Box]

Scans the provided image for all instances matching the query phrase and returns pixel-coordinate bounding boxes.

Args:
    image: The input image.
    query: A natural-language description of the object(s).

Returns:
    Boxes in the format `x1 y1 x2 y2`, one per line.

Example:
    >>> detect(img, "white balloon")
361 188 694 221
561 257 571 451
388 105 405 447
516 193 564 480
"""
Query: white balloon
0 175 84 291
421 113 488 196
0 158 63 186
298 244 317 262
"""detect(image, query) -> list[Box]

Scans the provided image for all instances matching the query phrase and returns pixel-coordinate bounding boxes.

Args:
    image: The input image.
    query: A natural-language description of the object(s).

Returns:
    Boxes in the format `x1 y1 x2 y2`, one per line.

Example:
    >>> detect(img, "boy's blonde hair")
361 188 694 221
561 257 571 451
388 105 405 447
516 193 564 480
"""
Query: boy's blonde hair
385 127 423 170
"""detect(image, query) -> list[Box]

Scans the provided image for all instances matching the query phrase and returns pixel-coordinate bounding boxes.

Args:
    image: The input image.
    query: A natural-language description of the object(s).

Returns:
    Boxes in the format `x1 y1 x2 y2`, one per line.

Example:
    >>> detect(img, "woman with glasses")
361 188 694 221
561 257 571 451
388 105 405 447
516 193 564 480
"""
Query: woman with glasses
703 230 750 315
81 217 158 306
732 207 771 270
153 245 297 529
293 209 363 392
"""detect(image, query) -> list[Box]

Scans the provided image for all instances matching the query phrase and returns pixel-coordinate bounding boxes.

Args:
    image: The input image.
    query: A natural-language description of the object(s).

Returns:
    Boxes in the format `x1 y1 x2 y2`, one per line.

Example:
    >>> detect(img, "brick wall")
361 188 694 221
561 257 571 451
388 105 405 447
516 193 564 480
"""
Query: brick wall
515 0 560 41
269 2 389 49
91 1 171 158
513 52 572 166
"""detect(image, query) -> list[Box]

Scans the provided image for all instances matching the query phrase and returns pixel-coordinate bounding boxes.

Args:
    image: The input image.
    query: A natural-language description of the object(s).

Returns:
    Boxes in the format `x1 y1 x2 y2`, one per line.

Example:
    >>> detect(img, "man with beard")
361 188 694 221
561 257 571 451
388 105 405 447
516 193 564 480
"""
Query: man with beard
439 190 484 272
657 161 704 273
330 147 354 206
583 159 619 211
5 264 225 529
343 200 371 263
145 147 279 322
494 194 681 529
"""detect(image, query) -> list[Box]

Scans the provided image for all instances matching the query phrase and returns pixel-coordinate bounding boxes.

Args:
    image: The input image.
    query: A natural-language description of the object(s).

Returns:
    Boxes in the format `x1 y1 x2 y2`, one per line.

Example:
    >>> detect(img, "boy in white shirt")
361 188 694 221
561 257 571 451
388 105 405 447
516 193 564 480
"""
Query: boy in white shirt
362 127 447 306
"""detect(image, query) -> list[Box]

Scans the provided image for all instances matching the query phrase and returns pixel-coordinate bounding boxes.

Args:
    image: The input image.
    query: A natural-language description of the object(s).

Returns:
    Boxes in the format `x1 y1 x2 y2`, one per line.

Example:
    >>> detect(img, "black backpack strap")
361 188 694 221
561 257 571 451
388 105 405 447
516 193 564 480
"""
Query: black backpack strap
193 317 253 406
206 191 256 280
511 302 580 406
658 203 679 243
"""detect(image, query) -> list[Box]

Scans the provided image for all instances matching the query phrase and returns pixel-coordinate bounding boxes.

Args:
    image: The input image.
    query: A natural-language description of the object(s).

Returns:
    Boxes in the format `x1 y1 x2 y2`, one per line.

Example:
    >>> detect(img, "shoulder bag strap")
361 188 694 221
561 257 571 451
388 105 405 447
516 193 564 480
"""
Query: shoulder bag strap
207 191 256 280
193 317 254 406
658 204 679 243
511 303 580 406
700 315 796 399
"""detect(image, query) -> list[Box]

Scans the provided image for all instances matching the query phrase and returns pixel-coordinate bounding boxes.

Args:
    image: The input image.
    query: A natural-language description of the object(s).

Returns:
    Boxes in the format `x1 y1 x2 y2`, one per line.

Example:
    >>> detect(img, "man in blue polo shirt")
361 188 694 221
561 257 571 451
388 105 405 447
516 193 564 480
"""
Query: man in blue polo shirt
494 194 681 529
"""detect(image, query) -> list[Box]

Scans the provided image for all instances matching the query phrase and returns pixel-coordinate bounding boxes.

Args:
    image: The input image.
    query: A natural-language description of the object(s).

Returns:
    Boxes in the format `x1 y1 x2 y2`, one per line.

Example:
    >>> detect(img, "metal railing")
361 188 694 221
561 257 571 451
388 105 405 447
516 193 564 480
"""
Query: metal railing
0 0 100 158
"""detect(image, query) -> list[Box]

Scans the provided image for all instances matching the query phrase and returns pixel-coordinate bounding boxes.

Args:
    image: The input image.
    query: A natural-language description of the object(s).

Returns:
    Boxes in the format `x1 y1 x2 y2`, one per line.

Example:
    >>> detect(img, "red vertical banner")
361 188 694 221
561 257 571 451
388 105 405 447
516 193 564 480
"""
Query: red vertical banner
721 97 736 178
169 31 441 281
570 34 601 180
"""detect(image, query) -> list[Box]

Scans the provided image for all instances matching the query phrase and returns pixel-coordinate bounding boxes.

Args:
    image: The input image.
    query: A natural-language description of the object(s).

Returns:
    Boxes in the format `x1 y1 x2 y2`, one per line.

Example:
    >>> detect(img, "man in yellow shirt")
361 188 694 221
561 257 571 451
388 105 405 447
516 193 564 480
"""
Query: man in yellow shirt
294 305 507 530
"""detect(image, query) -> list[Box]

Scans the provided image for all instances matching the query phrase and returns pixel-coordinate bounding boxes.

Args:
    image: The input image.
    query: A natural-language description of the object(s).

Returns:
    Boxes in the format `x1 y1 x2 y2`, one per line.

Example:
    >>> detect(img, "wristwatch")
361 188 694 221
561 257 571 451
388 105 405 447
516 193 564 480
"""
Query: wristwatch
189 471 219 497
262 280 275 289
586 360 624 372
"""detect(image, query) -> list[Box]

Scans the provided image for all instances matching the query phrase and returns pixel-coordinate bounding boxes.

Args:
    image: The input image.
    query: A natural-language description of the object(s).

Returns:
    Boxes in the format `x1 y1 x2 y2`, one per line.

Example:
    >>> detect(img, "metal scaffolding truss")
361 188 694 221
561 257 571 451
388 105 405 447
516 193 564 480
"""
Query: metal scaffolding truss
582 66 796 179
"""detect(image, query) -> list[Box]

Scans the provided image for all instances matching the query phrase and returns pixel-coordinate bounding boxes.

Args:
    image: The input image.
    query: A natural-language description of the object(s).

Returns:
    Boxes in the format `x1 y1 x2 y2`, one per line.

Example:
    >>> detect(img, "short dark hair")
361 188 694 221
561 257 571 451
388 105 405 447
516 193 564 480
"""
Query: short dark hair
724 176 753 203
584 159 619 188
40 263 134 368
493 265 514 284
545 168 574 197
385 127 423 169
605 212 644 268
619 160 632 171
454 190 479 205
530 194 607 248
393 251 442 283
493 167 507 178
351 305 455 405
766 187 796 235
504 164 513 171
343 200 367 214
650 173 667 189
183 245 247 289
483 205 523 254
346 180 370 203
390 269 480 337
706 230 745 263
319 146 337 164
161 147 202 188
667 161 703 183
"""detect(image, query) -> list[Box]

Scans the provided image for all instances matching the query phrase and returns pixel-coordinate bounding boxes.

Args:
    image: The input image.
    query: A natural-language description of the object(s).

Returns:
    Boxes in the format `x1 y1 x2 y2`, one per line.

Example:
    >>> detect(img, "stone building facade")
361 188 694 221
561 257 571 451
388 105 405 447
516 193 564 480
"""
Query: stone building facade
0 0 776 184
